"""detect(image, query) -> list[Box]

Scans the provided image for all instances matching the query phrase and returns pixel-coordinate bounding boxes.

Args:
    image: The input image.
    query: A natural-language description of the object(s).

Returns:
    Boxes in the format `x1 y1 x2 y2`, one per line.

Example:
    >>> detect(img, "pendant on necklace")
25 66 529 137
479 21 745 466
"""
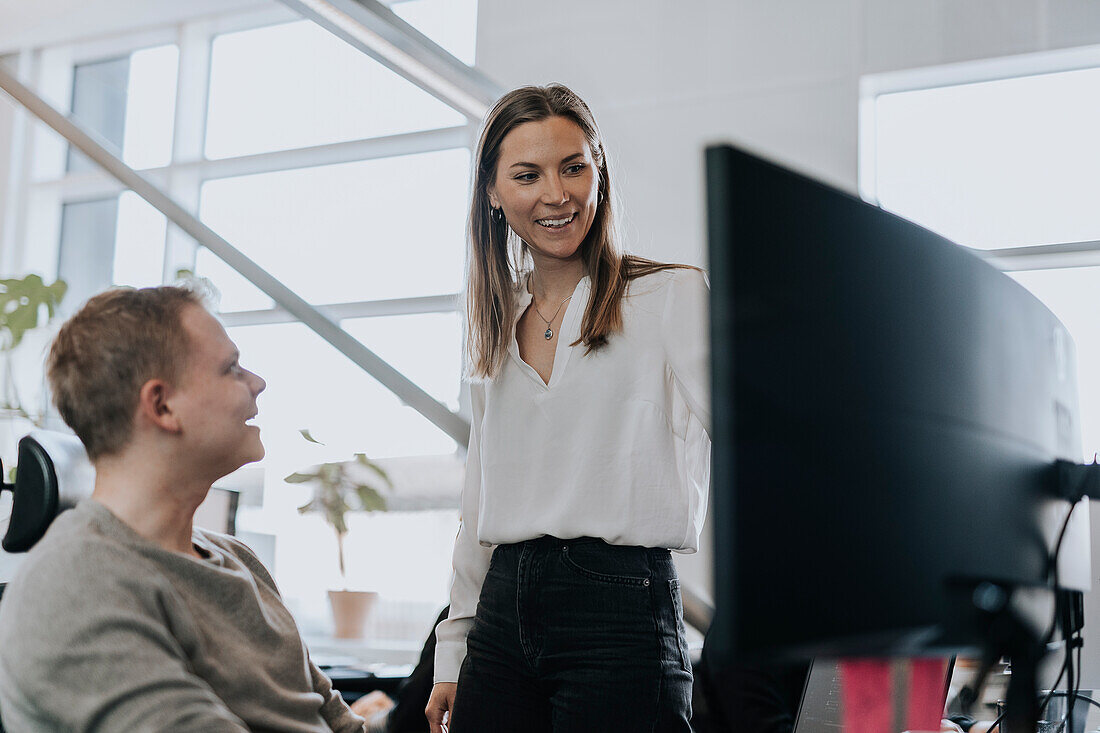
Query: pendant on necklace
544 327 553 340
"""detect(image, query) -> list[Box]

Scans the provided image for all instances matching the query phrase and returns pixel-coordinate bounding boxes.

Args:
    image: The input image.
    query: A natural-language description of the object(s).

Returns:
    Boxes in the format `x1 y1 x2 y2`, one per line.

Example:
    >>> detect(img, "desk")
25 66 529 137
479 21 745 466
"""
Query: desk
318 663 413 702
308 640 419 703
305 635 422 667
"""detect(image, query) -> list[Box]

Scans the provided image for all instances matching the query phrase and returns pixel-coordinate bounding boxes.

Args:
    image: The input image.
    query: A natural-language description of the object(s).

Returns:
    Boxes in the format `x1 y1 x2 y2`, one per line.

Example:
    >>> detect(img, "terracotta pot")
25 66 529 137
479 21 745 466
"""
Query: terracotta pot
328 589 379 639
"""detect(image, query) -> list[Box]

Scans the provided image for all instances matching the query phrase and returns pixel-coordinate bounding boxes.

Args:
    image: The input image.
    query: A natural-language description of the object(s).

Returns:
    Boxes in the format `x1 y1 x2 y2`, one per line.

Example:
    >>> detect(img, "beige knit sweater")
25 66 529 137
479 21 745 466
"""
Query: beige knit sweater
0 499 364 733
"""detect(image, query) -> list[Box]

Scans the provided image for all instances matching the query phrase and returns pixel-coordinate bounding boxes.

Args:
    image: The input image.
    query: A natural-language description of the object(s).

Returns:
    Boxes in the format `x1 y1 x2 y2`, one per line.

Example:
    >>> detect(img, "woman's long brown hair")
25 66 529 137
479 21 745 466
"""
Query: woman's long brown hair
466 84 693 379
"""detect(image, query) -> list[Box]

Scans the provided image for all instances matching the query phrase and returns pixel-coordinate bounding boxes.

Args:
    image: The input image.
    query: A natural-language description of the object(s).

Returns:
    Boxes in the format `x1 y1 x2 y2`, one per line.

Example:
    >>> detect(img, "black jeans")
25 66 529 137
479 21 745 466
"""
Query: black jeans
450 536 693 732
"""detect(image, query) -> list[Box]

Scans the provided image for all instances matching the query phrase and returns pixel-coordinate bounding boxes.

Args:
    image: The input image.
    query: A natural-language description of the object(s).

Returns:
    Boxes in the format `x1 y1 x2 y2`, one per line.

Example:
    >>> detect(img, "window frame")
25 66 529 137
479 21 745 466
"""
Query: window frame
3 5 478 414
3 7 480 478
2 3 479 648
858 44 1100 273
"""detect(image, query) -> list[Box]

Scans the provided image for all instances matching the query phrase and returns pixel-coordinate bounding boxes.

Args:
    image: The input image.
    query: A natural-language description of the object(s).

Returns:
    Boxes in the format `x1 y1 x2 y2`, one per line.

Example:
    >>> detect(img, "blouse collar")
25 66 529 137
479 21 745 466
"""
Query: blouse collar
514 272 590 322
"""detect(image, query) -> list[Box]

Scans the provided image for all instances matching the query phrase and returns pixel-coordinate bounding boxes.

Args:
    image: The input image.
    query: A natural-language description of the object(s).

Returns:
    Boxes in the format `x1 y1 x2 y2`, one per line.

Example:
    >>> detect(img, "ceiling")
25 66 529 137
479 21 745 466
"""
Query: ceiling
0 0 269 54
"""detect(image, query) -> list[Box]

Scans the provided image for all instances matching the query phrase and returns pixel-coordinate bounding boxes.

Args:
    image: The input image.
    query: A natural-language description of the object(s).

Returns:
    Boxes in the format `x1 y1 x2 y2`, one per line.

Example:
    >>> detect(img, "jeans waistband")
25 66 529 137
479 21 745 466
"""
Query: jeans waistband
501 535 670 557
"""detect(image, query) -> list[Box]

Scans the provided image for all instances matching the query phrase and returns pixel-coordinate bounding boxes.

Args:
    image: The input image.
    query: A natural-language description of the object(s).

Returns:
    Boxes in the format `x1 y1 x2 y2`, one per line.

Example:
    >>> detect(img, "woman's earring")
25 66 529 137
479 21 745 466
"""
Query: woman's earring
491 206 504 222
597 190 604 205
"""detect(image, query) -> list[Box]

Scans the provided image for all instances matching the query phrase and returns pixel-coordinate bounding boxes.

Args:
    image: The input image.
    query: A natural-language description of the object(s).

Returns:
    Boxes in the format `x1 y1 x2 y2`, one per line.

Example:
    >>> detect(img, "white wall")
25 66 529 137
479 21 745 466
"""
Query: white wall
475 0 1100 599
476 0 1100 268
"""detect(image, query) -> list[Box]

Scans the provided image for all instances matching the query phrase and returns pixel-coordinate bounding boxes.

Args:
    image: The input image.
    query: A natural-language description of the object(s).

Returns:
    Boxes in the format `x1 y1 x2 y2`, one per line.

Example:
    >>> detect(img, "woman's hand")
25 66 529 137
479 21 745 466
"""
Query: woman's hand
425 682 457 733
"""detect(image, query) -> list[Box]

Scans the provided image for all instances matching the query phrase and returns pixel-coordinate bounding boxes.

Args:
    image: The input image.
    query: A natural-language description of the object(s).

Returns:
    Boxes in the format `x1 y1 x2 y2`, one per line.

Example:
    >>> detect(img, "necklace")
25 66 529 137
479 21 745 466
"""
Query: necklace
532 293 573 340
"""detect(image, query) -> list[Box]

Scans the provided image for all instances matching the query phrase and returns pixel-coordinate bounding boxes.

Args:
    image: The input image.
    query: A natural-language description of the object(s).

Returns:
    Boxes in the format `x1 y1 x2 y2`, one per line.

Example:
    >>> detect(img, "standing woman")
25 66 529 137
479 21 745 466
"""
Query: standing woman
426 84 711 732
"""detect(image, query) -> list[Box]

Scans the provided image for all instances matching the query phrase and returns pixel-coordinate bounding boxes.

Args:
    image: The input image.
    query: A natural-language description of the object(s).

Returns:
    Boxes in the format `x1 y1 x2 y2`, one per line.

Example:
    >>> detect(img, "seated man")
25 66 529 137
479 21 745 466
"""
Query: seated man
0 285 366 732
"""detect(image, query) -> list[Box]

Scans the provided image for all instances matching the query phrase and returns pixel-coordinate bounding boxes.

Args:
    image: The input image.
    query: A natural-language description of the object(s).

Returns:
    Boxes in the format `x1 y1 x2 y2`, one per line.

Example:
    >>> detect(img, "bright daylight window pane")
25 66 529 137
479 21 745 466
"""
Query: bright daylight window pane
57 197 118 314
195 148 469 311
67 45 178 172
205 20 466 159
343 311 462 410
67 56 128 173
228 319 458 467
112 192 166 288
394 0 479 66
1009 268 1100 463
122 45 178 169
873 67 1100 249
221 317 462 636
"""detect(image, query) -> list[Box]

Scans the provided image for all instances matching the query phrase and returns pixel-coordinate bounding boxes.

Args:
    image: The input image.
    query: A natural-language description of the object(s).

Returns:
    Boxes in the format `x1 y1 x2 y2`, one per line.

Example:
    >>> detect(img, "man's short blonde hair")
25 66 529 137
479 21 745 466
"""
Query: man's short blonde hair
47 285 207 460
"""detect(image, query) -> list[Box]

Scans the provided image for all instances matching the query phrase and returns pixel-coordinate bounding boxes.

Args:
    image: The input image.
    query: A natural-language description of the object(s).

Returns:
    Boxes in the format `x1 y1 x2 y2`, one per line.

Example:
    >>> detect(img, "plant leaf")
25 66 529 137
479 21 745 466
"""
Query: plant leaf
299 429 323 445
283 471 319 484
355 485 388 512
327 499 350 535
354 453 393 487
0 274 67 351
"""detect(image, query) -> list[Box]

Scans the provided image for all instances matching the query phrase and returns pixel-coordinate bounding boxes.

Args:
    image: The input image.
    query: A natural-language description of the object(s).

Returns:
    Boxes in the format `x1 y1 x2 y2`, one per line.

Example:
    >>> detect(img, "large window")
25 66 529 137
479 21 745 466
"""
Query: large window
861 50 1100 460
1 1 479 650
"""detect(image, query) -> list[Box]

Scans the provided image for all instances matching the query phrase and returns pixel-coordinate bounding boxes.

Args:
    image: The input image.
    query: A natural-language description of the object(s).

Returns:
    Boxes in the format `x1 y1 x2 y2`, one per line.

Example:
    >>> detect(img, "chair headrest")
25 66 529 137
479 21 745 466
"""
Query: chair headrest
1 431 93 553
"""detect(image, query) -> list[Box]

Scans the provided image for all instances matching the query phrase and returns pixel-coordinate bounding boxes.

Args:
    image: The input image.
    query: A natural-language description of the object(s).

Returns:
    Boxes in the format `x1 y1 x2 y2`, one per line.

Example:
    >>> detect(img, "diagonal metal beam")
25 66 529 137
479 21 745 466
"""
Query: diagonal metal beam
0 65 471 448
975 240 1100 272
278 0 502 120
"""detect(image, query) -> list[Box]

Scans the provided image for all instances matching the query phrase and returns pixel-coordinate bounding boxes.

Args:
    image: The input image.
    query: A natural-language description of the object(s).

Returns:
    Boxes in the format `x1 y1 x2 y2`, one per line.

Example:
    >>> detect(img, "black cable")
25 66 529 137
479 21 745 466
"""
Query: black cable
1038 652 1071 717
1014 497 1081 733
1054 634 1073 733
1069 628 1083 730
1063 608 1074 733
984 709 1007 732
1065 614 1084 732
1048 626 1086 733
1075 632 1083 704
1043 499 1081 645
1045 691 1100 712
1049 501 1079 577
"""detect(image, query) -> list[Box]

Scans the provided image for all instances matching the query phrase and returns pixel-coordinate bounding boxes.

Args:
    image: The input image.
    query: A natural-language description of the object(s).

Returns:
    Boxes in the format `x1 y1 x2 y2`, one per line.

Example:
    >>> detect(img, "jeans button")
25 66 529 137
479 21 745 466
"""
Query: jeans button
643 578 651 587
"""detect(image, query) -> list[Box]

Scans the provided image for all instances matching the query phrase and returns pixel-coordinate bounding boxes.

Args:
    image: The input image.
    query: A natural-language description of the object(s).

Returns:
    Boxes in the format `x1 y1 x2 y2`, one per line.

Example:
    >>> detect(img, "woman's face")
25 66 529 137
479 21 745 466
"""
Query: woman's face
488 115 600 264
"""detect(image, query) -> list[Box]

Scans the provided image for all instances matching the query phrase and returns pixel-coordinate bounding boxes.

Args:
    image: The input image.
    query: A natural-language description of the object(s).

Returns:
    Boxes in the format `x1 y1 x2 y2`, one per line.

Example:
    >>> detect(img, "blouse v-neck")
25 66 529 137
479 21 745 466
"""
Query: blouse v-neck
511 275 589 389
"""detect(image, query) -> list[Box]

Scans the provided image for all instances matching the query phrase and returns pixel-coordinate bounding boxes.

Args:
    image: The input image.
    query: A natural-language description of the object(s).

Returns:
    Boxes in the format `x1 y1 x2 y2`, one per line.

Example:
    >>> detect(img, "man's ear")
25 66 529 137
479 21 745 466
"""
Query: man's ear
137 379 182 434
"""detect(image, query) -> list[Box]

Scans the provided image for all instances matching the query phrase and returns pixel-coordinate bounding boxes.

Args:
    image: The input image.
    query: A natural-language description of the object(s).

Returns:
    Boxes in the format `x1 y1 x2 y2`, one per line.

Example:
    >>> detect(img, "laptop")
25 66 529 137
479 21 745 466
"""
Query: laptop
794 659 954 733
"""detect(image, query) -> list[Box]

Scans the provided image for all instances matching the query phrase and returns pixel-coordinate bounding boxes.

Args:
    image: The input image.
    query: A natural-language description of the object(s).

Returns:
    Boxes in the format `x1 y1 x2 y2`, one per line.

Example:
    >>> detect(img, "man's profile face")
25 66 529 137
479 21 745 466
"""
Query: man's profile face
170 304 266 480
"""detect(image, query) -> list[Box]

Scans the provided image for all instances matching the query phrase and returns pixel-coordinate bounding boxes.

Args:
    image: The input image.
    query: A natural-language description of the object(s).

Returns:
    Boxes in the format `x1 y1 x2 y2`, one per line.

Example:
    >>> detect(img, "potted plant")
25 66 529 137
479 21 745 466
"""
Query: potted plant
0 274 68 421
0 274 67 477
284 430 393 639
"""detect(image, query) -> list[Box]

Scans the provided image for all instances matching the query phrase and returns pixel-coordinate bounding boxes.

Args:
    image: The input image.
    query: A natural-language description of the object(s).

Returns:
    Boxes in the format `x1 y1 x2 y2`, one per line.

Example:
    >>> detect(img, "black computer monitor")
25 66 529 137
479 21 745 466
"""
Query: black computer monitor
704 144 1090 669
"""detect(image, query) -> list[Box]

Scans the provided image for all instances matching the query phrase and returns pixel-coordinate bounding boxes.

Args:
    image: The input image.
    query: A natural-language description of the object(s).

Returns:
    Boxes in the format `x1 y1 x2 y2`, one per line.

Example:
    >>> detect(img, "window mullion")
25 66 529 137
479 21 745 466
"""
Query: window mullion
162 19 213 283
984 240 1100 273
1 50 34 275
218 293 460 328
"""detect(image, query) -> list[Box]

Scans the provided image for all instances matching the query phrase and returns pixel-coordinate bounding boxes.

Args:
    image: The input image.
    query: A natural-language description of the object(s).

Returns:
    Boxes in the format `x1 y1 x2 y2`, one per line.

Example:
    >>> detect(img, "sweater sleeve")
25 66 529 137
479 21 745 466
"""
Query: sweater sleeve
433 382 494 683
662 268 712 436
213 534 365 732
0 541 250 733
309 656 367 733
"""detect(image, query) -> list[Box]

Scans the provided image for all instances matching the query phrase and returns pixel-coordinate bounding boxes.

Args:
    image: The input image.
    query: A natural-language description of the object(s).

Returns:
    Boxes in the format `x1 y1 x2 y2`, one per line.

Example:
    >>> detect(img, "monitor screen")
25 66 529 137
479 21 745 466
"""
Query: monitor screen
705 144 1090 664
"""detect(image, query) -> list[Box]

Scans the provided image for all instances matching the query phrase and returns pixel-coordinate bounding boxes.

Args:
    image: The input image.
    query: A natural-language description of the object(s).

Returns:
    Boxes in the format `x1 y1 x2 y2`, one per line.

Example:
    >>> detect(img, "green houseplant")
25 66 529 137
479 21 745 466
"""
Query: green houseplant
0 274 67 481
0 274 68 423
284 429 393 638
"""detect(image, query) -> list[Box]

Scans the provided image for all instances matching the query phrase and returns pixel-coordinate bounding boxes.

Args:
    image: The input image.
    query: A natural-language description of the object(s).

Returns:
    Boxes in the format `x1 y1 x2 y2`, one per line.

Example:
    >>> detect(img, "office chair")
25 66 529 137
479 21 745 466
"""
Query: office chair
1 430 93 554
0 431 92 733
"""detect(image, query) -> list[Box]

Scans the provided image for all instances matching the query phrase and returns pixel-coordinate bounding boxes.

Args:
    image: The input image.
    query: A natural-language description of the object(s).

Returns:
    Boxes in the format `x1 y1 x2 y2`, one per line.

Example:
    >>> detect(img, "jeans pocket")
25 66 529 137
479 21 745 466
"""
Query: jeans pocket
560 543 652 587
667 579 691 673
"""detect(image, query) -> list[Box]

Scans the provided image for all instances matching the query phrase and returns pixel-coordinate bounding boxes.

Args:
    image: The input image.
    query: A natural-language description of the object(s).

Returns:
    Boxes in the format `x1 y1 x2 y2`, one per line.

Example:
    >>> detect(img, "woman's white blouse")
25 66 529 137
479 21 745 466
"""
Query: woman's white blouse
434 268 712 683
